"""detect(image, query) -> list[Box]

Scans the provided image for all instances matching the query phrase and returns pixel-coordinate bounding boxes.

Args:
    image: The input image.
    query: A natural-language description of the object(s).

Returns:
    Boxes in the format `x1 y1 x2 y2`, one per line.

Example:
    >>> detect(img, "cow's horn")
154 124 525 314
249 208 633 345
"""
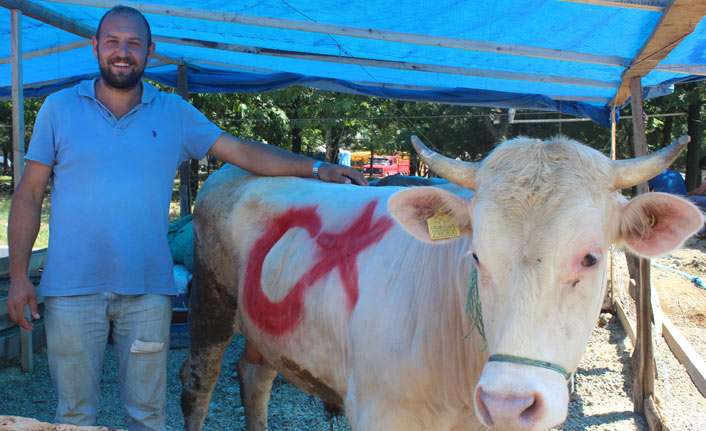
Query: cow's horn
612 135 690 190
411 136 479 190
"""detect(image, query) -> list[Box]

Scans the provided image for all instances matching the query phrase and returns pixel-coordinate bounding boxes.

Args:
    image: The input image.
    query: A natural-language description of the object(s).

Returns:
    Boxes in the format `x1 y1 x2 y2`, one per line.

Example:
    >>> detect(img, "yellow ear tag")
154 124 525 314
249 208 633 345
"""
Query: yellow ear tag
426 211 461 240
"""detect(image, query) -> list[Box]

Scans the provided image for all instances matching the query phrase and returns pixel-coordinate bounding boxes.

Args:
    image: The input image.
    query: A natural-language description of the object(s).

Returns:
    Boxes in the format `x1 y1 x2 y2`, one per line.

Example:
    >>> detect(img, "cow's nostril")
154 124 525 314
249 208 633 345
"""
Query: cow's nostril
475 386 494 426
519 392 544 424
476 386 541 428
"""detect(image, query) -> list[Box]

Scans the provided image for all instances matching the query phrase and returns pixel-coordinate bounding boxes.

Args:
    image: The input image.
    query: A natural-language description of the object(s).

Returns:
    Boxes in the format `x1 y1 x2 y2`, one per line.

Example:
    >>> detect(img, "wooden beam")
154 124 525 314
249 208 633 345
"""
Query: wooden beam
0 38 90 65
11 8 25 183
651 268 706 399
158 35 618 88
611 0 706 106
178 57 617 103
653 64 706 76
653 306 706 398
614 298 636 344
0 0 183 65
43 0 631 67
558 0 667 12
0 60 169 102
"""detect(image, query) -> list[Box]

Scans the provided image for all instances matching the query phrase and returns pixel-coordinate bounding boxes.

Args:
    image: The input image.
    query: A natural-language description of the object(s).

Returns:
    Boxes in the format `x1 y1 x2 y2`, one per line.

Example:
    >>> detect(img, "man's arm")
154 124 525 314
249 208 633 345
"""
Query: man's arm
207 133 367 186
8 160 52 331
687 180 706 196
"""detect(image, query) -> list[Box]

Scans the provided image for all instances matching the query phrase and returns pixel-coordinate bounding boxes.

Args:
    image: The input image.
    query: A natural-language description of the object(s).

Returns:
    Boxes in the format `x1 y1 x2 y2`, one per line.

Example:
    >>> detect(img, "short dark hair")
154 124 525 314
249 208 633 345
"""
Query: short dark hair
96 5 152 46
700 156 706 169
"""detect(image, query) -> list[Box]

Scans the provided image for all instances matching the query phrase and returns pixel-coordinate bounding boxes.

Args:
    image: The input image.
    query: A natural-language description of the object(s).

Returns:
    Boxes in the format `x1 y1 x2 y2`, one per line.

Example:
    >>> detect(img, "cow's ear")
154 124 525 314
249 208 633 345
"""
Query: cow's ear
619 192 704 257
388 186 472 243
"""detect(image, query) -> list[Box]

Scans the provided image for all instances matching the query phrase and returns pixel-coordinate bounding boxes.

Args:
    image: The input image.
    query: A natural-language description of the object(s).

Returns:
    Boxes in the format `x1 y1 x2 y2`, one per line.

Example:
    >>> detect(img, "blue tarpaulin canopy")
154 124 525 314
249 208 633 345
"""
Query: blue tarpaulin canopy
1 0 706 127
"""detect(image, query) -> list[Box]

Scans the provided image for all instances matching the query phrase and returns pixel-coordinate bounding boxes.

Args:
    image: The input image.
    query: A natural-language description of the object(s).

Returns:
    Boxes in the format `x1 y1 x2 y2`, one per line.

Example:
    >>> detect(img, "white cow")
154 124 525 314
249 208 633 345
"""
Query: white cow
181 135 702 431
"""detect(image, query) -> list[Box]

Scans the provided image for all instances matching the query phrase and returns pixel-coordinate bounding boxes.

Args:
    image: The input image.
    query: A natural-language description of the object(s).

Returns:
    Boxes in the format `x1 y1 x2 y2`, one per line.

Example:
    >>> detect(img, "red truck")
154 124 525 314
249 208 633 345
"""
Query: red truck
362 154 410 178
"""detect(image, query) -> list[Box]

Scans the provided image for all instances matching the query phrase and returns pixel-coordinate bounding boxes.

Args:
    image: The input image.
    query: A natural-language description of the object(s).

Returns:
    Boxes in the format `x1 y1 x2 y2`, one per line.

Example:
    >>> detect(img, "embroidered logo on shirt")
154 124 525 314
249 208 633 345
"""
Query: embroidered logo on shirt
152 130 157 138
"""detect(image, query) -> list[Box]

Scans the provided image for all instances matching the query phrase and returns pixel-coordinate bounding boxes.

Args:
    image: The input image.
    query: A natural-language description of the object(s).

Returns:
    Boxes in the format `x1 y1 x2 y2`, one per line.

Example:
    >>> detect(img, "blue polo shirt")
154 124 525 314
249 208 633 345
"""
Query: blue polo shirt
27 79 223 296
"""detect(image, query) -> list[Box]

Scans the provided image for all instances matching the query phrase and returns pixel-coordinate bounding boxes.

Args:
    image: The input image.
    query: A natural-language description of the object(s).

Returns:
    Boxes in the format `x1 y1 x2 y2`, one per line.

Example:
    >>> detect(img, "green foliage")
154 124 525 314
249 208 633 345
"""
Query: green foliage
0 79 703 226
0 175 50 249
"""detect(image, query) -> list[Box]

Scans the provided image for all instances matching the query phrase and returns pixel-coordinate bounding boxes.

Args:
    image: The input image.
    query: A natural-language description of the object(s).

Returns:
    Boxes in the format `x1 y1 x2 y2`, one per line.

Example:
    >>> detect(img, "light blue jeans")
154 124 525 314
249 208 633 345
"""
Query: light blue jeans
44 293 171 431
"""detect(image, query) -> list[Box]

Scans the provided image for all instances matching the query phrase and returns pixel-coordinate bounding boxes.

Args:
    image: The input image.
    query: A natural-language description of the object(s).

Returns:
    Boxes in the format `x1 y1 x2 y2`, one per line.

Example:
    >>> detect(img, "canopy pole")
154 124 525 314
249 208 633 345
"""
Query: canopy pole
177 65 191 217
628 76 654 415
11 8 25 185
610 106 616 161
11 7 33 374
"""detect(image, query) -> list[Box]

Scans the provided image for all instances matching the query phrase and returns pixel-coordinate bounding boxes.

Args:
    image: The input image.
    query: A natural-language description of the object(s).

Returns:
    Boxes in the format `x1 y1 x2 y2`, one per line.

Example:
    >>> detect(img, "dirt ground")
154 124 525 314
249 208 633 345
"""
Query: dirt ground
611 235 706 430
651 236 706 361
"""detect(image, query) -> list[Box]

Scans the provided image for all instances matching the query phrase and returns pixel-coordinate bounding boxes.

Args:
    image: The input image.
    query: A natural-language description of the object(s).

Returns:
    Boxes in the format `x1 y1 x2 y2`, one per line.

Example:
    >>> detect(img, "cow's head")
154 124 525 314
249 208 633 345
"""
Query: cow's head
388 135 703 430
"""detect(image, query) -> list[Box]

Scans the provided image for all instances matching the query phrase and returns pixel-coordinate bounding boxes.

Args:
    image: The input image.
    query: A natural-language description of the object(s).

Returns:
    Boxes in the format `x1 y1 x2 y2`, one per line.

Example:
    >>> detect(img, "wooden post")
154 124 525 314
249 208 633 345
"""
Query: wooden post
608 106 617 312
177 65 191 217
11 8 33 373
628 76 654 414
610 106 616 161
11 9 25 183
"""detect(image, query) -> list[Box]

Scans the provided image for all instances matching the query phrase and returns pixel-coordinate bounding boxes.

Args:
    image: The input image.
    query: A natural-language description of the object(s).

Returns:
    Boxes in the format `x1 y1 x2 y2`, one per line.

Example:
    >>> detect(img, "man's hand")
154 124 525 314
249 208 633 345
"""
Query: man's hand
318 163 368 186
8 278 40 331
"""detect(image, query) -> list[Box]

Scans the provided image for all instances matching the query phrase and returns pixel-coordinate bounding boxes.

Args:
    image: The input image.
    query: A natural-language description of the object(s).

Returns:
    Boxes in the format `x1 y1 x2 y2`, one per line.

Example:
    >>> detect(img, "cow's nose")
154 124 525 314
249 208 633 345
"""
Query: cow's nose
475 385 544 429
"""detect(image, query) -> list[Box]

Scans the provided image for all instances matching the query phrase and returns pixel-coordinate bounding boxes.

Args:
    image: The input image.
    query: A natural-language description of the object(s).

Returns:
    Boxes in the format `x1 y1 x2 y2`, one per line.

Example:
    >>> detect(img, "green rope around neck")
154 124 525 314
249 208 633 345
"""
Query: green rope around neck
488 354 571 380
464 267 571 380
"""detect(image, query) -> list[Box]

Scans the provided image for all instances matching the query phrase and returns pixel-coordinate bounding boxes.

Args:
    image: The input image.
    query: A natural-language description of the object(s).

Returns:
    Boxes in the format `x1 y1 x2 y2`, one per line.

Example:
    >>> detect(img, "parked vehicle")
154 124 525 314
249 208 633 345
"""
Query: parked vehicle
362 154 410 178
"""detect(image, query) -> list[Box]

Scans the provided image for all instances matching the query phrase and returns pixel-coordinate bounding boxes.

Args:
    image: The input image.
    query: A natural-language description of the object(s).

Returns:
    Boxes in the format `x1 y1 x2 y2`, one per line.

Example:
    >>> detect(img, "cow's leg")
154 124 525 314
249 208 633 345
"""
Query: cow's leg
180 253 239 431
237 352 277 431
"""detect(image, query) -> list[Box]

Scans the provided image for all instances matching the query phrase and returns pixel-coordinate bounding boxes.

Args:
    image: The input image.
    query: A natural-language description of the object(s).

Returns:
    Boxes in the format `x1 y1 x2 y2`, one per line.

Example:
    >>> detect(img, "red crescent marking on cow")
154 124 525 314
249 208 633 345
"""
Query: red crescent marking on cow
243 201 394 336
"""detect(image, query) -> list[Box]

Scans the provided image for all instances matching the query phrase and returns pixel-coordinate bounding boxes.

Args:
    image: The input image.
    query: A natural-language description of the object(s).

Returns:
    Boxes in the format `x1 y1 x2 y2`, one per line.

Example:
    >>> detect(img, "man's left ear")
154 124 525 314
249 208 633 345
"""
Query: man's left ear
147 42 155 62
619 192 704 257
91 36 99 59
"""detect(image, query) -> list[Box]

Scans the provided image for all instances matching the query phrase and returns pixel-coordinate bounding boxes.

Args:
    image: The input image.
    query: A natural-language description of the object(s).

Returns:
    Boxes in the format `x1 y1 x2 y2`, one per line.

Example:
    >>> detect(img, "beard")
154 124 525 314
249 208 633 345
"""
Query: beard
97 52 147 90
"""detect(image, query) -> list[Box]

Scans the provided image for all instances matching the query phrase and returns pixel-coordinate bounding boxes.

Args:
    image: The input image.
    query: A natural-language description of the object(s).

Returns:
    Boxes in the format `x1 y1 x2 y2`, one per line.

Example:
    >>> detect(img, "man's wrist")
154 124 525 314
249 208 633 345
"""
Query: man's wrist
312 161 324 180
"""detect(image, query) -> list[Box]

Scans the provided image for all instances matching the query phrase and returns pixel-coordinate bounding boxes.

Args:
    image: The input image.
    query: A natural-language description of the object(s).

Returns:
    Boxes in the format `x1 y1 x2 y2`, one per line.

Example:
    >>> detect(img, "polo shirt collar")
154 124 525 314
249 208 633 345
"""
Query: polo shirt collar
78 78 158 105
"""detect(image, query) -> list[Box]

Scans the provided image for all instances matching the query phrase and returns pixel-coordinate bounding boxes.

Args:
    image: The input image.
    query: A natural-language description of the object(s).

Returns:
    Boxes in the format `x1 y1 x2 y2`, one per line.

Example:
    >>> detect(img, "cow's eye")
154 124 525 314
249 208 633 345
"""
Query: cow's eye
581 254 597 267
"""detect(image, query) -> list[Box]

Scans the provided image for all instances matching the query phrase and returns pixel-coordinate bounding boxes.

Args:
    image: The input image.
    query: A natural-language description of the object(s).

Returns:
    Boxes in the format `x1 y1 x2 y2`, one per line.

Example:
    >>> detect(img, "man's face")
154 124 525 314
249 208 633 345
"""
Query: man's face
92 12 154 90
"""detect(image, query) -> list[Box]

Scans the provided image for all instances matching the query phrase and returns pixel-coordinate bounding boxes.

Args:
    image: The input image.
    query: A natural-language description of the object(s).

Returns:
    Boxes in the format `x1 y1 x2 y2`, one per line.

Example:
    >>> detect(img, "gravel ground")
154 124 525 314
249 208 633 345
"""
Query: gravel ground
0 315 679 431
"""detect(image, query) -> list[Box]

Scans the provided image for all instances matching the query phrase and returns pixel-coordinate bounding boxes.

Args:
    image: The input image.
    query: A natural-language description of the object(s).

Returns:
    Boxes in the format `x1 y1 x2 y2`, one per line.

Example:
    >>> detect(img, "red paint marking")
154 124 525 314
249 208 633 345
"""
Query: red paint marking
243 201 394 336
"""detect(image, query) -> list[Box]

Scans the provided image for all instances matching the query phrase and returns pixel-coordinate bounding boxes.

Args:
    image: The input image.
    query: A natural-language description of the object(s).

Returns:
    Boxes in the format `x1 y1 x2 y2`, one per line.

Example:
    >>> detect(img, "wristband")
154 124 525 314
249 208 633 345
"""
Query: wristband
312 160 324 180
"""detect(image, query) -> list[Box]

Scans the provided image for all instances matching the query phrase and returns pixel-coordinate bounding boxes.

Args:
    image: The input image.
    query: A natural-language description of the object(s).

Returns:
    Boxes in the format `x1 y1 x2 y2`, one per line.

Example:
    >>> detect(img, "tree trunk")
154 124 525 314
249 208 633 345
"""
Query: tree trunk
482 108 510 143
685 89 703 192
291 124 302 155
324 127 343 164
660 115 672 148
190 159 200 203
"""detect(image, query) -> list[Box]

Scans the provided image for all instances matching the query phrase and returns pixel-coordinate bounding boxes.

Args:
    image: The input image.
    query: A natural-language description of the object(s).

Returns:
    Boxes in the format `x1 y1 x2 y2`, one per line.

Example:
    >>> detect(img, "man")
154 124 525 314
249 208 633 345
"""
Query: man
7 6 365 431
648 162 706 213
648 168 688 195
686 156 706 210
